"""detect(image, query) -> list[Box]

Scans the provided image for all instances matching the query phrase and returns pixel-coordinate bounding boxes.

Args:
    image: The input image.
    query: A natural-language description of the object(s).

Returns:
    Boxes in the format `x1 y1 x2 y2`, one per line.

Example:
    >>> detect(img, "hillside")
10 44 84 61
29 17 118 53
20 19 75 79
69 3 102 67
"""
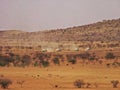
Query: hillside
34 18 120 42
0 18 120 47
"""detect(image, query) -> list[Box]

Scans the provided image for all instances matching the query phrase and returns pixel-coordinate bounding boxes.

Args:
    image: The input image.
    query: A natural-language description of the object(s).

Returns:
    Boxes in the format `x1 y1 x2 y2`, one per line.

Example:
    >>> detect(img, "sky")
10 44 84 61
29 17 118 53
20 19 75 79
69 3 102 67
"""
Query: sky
0 0 120 32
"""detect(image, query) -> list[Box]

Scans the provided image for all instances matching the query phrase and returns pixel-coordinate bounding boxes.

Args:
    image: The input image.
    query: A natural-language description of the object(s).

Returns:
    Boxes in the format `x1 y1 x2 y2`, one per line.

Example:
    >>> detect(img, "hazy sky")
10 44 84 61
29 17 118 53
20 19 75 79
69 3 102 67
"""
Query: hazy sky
0 0 120 32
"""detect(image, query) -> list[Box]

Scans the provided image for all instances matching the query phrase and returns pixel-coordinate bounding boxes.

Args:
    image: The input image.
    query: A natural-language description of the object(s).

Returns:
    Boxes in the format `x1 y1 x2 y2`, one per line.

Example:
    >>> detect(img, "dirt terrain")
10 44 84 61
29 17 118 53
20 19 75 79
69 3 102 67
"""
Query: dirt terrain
0 58 120 90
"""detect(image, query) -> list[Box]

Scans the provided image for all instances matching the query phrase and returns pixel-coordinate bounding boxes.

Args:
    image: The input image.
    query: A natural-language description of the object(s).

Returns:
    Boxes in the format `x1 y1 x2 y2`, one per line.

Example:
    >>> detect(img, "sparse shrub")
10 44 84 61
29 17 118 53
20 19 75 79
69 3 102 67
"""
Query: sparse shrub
0 79 12 89
111 80 119 88
12 55 21 67
34 61 39 67
105 52 115 60
36 53 45 61
106 63 111 68
0 55 11 66
79 52 90 60
17 80 25 88
66 54 77 61
112 62 120 67
68 58 76 64
88 52 97 61
54 85 58 88
8 52 15 58
21 55 31 66
74 79 85 88
86 82 91 88
14 54 21 61
41 60 49 67
89 56 95 61
53 57 60 65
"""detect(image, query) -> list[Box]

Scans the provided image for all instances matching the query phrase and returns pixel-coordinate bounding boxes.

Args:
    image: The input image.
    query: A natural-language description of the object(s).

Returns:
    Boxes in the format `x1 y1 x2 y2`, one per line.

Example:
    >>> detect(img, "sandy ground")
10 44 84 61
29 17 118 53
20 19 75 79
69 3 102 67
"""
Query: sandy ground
0 63 120 90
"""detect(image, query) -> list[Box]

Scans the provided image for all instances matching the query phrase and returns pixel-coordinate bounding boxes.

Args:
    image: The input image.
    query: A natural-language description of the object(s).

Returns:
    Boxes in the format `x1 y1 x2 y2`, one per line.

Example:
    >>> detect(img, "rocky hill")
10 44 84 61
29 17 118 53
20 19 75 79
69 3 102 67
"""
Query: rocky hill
0 18 120 47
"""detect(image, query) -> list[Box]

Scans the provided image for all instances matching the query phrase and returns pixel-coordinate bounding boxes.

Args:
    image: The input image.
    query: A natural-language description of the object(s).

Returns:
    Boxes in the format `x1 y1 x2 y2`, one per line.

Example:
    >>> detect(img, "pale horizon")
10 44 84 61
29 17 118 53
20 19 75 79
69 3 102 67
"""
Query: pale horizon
0 0 120 32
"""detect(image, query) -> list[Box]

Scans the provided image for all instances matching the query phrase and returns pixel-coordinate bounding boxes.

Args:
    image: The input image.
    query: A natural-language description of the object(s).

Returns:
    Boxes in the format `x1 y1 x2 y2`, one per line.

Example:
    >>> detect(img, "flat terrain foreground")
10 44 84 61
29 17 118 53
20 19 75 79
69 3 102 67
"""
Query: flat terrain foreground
0 64 120 90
